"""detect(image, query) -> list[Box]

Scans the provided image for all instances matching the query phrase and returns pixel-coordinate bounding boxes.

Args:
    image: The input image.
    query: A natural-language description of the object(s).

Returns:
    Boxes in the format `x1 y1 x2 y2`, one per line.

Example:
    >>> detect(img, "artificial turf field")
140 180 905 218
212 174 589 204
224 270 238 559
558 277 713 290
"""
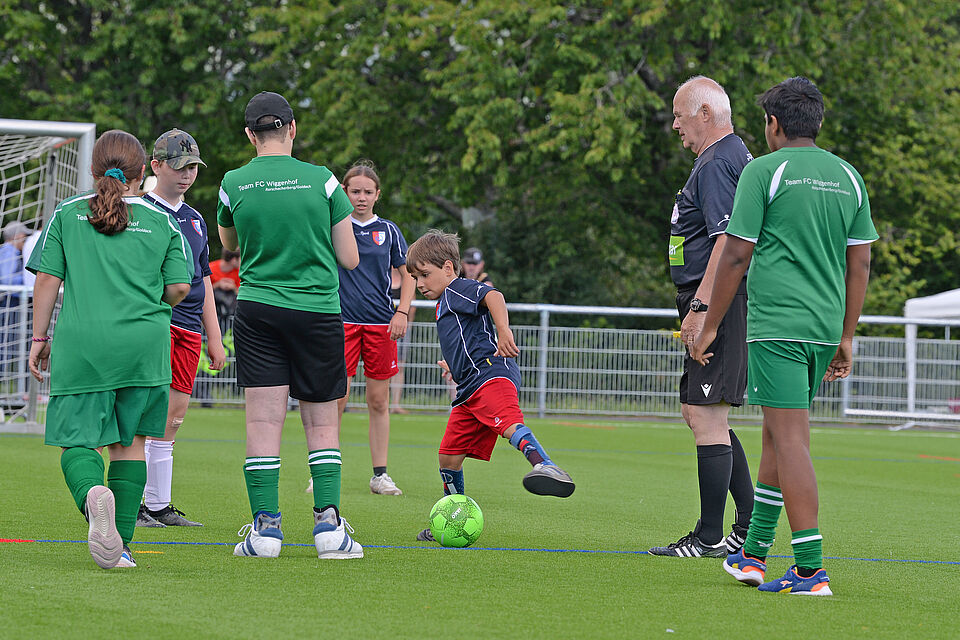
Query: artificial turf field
1 410 958 639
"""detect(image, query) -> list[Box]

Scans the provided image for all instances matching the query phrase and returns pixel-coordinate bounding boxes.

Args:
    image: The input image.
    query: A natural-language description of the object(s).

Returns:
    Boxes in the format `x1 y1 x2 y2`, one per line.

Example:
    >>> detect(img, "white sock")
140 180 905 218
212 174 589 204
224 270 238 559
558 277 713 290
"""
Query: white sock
144 439 174 511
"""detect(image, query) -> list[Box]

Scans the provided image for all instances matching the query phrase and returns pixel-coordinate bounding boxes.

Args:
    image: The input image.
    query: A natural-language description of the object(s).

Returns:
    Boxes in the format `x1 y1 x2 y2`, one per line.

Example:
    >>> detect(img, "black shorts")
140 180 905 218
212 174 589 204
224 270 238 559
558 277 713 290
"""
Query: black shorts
234 300 347 402
676 280 747 406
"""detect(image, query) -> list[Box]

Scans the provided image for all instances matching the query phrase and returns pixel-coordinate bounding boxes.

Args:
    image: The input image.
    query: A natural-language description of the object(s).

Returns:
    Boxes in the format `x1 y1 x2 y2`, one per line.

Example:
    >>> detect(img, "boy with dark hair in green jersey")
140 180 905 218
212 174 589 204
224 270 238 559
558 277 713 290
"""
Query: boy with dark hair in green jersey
218 91 362 560
28 130 191 569
690 77 877 595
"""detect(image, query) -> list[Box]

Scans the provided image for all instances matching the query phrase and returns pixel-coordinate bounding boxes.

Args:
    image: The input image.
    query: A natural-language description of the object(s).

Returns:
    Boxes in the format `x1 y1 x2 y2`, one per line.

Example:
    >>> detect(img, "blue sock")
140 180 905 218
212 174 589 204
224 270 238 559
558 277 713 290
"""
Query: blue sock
508 425 553 466
440 468 464 495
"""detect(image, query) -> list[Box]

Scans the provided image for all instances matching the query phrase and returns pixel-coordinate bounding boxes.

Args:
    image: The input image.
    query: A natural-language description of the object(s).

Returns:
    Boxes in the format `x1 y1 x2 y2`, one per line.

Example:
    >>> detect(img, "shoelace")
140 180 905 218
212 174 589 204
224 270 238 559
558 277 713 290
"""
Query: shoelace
668 532 697 548
341 519 355 535
237 523 252 538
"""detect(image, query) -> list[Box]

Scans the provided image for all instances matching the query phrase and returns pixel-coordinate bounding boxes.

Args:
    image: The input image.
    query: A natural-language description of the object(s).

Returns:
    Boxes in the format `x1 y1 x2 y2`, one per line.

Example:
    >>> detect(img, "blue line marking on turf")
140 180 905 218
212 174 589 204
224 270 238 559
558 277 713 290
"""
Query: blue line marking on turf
22 539 960 565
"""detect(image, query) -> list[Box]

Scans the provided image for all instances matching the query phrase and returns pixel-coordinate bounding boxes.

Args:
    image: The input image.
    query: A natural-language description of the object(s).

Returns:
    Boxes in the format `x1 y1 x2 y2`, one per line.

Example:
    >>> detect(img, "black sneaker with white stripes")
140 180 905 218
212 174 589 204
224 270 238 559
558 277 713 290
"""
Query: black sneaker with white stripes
724 522 749 554
648 530 727 557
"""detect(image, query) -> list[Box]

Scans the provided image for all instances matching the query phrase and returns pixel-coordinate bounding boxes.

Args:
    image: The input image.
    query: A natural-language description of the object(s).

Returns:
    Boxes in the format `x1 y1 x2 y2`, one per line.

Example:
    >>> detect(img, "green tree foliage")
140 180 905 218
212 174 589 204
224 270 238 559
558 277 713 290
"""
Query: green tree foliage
1 1 957 315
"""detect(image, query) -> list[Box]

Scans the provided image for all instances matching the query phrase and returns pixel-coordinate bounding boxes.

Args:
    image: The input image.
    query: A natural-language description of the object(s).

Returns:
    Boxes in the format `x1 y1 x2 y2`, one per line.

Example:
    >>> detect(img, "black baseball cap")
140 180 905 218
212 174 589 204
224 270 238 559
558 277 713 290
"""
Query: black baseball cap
463 248 483 264
245 91 295 131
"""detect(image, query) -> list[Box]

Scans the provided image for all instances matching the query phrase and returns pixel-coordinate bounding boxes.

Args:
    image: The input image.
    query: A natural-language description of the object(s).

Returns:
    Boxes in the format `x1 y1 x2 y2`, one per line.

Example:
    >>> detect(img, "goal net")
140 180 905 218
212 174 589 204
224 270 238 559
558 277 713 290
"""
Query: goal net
0 119 95 432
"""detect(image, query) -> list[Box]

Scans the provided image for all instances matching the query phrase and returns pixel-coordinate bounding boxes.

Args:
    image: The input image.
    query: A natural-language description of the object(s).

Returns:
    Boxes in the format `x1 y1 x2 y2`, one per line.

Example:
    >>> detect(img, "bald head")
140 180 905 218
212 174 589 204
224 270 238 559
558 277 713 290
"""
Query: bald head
672 76 735 155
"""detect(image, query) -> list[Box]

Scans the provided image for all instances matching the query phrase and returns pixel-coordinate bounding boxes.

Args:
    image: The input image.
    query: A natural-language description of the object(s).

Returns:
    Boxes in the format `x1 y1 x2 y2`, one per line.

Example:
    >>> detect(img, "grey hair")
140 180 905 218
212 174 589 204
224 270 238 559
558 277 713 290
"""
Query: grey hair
677 76 733 128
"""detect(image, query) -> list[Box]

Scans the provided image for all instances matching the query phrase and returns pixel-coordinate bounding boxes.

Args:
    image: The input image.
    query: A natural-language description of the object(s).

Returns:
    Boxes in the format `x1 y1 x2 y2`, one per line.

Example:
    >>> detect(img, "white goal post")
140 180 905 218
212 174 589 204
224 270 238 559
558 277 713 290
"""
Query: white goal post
0 118 95 432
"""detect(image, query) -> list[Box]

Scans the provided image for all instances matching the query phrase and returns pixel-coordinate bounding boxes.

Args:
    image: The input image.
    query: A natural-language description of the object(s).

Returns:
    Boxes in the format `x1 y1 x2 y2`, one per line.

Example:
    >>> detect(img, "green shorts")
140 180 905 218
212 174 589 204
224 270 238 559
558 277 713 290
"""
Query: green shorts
44 386 169 448
746 341 838 409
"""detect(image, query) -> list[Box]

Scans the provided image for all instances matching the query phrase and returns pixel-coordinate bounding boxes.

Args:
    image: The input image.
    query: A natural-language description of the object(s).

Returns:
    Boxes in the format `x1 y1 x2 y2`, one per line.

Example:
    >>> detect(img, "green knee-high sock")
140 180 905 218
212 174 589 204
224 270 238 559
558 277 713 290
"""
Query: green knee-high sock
244 457 281 518
60 447 105 514
791 527 824 573
308 449 341 511
107 460 146 546
743 482 783 559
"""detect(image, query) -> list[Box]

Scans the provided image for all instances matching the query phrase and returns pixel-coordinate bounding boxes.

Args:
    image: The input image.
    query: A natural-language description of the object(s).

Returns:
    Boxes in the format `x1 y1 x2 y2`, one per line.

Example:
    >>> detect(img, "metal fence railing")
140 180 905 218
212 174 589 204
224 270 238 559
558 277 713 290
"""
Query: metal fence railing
3 294 960 428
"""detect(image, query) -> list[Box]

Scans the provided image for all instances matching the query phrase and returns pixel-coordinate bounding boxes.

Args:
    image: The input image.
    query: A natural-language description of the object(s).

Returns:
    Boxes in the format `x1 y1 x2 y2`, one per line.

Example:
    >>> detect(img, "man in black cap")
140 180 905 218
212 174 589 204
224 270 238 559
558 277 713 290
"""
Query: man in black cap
462 247 492 286
217 91 363 561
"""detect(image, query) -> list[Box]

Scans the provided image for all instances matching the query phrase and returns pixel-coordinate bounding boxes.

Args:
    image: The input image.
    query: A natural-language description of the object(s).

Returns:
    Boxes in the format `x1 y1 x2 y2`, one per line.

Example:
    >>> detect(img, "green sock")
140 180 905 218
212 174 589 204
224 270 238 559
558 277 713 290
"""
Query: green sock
60 447 105 514
308 449 341 511
244 456 280 518
743 481 783 559
791 527 823 573
107 460 146 546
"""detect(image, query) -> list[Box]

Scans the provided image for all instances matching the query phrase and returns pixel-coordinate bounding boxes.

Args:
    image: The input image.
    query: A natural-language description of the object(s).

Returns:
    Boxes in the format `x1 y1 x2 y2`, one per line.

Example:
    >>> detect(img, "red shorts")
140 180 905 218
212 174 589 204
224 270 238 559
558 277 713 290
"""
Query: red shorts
343 323 398 380
440 378 525 461
170 324 202 394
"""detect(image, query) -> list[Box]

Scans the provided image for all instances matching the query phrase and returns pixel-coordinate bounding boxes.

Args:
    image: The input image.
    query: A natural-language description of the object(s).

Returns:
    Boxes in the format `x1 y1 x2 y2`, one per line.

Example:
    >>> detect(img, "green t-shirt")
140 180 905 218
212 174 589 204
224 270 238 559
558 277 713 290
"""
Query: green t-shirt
27 194 193 395
725 146 879 344
217 155 353 313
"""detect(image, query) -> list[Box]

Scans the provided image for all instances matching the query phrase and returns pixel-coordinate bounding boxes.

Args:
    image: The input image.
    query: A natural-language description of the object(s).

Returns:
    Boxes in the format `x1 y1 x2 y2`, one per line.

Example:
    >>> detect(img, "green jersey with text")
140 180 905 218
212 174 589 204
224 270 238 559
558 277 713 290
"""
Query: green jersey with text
217 155 353 313
724 146 878 343
27 194 192 394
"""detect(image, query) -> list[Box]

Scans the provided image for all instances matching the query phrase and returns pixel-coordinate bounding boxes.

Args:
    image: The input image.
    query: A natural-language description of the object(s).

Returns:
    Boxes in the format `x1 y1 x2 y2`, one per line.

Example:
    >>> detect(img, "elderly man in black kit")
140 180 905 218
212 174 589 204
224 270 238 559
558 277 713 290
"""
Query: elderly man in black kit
650 76 755 558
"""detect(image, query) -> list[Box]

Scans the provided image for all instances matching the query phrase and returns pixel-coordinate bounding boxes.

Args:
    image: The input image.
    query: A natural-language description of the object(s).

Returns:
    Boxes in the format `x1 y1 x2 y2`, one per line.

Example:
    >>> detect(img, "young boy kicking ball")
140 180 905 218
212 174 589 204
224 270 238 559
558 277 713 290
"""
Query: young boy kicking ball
405 230 574 542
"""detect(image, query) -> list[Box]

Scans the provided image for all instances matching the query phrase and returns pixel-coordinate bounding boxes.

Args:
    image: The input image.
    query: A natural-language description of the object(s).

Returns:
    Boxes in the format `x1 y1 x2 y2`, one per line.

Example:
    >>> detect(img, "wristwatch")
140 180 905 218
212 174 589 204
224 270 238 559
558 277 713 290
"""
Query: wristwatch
689 298 709 313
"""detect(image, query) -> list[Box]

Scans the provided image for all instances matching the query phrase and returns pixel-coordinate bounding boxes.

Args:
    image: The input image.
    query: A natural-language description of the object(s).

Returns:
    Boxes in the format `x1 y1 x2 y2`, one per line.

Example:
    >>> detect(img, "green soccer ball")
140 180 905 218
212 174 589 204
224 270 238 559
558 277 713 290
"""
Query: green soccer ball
429 494 484 548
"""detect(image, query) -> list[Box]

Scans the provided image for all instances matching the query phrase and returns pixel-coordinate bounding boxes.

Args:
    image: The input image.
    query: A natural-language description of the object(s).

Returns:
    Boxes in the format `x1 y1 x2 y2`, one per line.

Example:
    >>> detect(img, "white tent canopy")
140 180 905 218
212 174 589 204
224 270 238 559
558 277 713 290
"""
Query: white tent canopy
903 288 960 415
904 288 960 320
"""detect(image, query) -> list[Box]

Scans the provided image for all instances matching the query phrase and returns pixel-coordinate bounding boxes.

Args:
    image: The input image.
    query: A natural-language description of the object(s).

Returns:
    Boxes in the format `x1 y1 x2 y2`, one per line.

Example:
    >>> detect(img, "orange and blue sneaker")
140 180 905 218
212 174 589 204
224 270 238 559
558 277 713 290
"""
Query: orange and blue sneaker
758 565 833 596
723 549 767 586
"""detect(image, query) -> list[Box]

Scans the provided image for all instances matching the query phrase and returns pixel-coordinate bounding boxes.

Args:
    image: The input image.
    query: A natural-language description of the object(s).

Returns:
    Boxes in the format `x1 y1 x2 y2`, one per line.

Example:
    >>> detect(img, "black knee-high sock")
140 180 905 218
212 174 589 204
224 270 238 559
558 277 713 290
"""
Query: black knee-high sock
697 444 733 544
728 429 754 527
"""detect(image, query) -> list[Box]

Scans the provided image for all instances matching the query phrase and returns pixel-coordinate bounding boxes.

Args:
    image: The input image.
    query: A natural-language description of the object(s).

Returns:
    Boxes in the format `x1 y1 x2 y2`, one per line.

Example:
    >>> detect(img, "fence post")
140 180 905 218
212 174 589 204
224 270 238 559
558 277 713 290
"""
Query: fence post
537 308 550 418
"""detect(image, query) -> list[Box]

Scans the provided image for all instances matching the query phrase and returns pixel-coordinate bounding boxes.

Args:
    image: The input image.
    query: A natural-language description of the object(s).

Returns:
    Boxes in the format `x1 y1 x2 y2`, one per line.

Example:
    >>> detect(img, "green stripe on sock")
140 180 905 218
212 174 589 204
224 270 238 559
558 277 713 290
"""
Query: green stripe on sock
60 447 105 514
309 449 341 511
244 457 280 518
107 460 146 546
791 527 823 571
743 482 782 559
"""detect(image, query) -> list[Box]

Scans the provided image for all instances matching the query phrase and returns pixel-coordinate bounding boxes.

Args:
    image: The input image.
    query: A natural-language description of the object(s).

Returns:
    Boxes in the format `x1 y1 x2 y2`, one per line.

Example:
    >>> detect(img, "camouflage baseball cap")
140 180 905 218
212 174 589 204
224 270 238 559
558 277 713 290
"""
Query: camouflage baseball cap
152 129 206 170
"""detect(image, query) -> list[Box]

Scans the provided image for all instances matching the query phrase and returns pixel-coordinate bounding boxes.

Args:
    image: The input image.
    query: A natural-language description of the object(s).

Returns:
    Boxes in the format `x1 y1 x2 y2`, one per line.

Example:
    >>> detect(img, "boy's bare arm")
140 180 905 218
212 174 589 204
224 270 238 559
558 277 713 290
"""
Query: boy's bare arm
480 290 519 357
825 243 871 381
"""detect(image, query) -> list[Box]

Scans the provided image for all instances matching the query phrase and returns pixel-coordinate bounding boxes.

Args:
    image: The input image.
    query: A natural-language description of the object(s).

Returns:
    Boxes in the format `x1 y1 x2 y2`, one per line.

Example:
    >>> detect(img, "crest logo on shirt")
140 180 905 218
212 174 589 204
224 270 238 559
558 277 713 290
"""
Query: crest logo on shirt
191 219 202 235
372 231 386 245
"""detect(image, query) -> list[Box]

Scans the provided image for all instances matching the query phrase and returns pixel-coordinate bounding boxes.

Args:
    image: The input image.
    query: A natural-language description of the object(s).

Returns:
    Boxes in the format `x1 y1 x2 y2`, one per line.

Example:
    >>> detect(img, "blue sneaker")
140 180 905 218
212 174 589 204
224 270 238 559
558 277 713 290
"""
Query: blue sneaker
233 510 283 558
758 565 833 596
723 549 767 586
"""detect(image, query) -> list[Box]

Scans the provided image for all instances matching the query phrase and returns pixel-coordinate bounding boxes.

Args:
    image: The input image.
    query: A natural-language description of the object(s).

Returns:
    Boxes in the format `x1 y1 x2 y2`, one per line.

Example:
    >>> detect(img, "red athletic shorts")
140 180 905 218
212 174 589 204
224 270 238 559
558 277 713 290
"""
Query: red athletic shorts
343 323 398 380
440 378 525 461
170 324 202 394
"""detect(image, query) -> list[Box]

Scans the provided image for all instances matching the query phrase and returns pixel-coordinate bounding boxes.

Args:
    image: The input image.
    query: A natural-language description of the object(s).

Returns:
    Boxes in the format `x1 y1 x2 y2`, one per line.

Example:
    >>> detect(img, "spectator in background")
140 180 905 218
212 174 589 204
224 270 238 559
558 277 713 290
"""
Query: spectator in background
209 248 240 329
0 222 32 371
462 247 492 285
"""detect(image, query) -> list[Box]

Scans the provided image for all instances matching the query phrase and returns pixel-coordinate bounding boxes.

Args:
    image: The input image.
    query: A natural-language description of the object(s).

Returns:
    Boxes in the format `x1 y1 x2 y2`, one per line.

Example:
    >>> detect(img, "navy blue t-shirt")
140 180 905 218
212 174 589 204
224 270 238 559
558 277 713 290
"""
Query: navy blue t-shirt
338 215 408 324
435 278 521 406
669 133 752 288
144 193 210 333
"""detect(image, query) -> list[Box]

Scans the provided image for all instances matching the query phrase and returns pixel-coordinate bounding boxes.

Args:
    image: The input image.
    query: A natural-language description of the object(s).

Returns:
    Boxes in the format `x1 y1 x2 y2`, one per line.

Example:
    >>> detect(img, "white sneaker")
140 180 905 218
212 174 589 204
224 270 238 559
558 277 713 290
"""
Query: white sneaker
233 511 283 558
86 485 123 569
313 507 363 559
115 545 136 568
369 473 403 495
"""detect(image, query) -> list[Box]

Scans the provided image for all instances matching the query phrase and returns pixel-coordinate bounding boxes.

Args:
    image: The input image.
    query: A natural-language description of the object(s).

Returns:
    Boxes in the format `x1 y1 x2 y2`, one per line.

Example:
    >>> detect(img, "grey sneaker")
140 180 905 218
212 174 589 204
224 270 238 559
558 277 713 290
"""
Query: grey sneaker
147 504 203 527
85 485 123 569
370 473 403 495
136 504 166 528
522 463 576 497
649 528 728 558
416 528 435 542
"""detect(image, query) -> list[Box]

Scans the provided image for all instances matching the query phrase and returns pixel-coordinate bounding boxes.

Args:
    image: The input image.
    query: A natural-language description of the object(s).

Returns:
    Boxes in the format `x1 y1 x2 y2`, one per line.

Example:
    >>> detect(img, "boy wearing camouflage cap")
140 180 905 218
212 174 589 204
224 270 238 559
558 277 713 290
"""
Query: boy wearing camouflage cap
136 129 226 533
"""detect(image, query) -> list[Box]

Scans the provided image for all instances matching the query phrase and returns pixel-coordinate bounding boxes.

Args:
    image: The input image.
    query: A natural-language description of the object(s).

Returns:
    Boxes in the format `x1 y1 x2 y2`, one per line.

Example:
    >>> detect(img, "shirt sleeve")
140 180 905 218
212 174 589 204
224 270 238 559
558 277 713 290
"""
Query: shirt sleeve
217 184 234 228
389 223 408 268
328 181 353 226
725 161 767 243
845 167 879 244
445 280 494 315
162 217 192 285
696 158 740 238
26 206 65 278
